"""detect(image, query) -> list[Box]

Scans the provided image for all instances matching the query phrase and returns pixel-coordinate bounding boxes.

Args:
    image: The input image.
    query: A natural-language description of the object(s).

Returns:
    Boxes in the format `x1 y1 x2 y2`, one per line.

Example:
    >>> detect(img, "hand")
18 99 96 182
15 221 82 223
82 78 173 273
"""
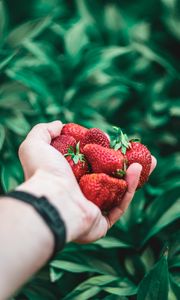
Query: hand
18 121 156 243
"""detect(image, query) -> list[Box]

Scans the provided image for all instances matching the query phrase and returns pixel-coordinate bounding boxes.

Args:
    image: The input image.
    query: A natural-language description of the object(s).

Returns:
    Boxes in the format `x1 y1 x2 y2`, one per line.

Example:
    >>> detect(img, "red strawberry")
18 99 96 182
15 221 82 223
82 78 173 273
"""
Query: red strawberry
111 127 152 188
79 173 127 211
65 142 89 181
51 134 76 155
80 128 110 151
61 123 88 142
83 144 125 177
125 142 152 188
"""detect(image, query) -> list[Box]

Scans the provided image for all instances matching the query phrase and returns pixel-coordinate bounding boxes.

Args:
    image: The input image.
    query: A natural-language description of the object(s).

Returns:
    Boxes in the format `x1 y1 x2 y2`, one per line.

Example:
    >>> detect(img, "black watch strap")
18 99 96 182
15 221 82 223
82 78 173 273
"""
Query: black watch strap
5 191 66 258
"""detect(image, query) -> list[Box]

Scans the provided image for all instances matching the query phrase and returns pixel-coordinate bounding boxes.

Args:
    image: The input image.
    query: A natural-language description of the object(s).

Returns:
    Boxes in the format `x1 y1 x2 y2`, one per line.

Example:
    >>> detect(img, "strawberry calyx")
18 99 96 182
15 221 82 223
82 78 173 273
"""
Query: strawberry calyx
111 126 131 154
114 169 126 178
64 142 86 165
111 127 141 155
113 159 127 178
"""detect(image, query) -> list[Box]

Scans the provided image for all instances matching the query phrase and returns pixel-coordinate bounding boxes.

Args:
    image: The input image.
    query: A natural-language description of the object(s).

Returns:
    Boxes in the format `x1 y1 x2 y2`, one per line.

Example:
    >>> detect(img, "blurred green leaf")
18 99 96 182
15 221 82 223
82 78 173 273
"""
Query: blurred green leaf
93 236 132 249
169 272 180 299
169 256 180 269
63 275 119 300
50 260 94 273
0 51 17 71
132 42 178 76
0 1 6 36
5 17 52 47
137 252 169 300
65 20 88 60
161 0 180 40
103 278 137 296
6 68 52 99
103 296 128 300
50 257 117 275
143 186 180 244
4 112 30 136
0 124 5 150
1 160 22 192
49 267 63 282
22 286 57 300
63 286 101 300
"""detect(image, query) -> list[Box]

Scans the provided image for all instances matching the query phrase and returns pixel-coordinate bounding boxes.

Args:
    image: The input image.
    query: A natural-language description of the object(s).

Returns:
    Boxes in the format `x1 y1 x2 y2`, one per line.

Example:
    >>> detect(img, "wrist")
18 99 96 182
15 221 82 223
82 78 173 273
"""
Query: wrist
17 169 86 243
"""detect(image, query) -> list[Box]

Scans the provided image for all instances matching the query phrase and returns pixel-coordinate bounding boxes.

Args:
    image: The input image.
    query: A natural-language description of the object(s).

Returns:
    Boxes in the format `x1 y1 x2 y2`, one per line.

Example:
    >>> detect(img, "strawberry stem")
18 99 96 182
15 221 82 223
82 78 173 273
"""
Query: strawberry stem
64 142 85 164
114 169 126 178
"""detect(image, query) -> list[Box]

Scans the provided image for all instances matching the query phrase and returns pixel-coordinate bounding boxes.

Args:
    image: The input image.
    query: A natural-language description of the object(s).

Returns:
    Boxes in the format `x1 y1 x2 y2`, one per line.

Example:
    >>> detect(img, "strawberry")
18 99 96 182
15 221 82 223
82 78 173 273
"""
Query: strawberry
111 127 152 188
79 173 127 211
80 128 110 151
61 123 88 142
65 142 89 181
51 134 76 155
83 144 125 177
125 142 152 188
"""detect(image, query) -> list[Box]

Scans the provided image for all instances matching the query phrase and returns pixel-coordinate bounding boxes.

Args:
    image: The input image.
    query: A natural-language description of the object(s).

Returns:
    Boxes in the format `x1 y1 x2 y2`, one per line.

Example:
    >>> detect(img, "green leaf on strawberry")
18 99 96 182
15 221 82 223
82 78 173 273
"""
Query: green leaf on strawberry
65 142 85 165
111 127 131 153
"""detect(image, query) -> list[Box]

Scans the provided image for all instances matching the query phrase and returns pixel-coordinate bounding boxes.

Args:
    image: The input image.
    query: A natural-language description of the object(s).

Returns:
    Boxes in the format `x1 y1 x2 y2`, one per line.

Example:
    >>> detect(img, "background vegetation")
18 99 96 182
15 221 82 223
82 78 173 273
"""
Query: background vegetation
0 0 179 299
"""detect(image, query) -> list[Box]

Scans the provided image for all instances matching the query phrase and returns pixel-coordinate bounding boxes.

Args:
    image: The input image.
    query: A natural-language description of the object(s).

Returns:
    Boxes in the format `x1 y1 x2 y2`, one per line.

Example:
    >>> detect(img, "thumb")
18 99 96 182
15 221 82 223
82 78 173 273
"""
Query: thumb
26 121 63 144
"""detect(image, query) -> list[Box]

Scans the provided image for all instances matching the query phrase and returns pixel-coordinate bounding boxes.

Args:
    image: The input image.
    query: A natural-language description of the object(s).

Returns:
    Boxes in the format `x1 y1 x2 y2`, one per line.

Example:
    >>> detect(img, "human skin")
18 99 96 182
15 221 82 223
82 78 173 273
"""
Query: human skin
0 121 156 299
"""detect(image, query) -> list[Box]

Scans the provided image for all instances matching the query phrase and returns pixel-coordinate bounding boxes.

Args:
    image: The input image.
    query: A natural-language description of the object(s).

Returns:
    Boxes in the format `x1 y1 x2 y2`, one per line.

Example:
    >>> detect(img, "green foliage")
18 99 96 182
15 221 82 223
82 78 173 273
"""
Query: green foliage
137 251 169 300
0 0 179 299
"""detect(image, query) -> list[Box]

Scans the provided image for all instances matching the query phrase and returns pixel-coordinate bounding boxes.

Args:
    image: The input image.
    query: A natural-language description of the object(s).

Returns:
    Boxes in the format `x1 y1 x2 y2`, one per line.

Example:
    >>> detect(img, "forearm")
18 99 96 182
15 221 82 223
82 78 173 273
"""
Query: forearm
0 168 87 300
0 173 57 299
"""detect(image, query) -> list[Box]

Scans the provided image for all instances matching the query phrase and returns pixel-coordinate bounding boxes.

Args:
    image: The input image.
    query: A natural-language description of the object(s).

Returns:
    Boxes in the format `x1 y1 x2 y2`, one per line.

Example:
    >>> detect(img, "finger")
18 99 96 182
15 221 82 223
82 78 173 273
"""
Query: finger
26 121 63 143
105 133 110 141
119 163 142 211
107 163 142 227
125 163 142 194
149 155 157 175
